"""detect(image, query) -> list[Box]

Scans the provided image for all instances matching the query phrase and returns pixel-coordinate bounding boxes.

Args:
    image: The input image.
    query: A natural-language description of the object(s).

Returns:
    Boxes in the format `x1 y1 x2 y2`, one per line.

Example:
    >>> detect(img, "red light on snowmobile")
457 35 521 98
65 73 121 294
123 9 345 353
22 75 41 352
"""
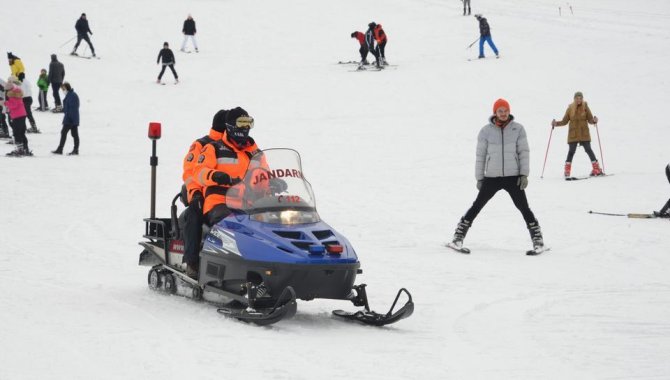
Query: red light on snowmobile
326 245 343 254
148 122 162 140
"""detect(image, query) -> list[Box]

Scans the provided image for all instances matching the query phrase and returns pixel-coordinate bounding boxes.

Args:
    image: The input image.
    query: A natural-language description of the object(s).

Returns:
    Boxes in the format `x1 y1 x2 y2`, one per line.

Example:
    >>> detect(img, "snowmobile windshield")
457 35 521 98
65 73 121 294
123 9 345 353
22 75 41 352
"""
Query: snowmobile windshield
226 148 320 224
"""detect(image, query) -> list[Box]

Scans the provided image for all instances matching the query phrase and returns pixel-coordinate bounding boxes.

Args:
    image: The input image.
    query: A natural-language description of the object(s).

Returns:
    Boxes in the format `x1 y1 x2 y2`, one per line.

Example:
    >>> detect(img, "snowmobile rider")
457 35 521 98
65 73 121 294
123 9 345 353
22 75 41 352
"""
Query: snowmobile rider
194 106 261 225
180 109 228 276
351 31 369 65
448 98 544 253
551 92 602 177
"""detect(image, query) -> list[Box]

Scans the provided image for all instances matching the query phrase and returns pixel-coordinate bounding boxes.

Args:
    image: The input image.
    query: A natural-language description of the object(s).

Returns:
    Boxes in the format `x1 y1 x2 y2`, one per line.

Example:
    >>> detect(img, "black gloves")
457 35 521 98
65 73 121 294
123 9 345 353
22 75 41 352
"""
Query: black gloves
190 191 203 210
269 178 288 194
212 172 241 186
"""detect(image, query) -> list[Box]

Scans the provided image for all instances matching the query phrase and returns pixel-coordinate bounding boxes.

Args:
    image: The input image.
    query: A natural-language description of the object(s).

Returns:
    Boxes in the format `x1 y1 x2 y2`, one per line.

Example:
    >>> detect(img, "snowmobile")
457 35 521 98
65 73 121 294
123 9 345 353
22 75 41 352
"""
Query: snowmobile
139 148 414 326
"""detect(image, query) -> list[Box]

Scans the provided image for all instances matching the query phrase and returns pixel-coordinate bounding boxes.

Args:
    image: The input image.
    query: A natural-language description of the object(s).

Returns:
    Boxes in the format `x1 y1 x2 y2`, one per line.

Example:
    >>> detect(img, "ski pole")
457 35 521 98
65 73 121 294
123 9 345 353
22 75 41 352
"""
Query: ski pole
540 125 554 178
595 123 605 173
466 37 480 49
59 36 76 48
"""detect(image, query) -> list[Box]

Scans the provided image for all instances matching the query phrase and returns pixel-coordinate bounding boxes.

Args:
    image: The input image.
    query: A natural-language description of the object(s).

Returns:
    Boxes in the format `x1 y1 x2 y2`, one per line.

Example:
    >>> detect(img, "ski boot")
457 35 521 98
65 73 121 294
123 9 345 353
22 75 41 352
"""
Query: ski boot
526 221 546 255
564 162 572 178
52 149 63 155
67 150 79 156
446 218 472 253
6 144 24 157
361 59 369 66
382 57 389 66
590 161 604 176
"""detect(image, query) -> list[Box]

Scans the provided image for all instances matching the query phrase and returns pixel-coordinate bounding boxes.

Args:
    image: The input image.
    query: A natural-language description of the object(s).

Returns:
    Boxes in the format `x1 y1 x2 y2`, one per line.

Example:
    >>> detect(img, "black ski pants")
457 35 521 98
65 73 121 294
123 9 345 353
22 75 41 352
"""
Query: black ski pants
182 201 204 267
378 40 387 58
57 124 79 152
23 97 35 127
566 141 597 163
359 45 369 61
463 176 537 225
74 34 95 54
51 82 62 106
9 116 28 150
463 0 471 14
158 64 178 80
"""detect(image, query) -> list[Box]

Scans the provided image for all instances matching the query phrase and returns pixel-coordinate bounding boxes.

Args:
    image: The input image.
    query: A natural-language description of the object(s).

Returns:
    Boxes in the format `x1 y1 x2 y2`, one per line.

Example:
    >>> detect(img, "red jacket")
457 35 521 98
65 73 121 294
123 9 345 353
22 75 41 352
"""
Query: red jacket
374 25 387 44
353 31 365 46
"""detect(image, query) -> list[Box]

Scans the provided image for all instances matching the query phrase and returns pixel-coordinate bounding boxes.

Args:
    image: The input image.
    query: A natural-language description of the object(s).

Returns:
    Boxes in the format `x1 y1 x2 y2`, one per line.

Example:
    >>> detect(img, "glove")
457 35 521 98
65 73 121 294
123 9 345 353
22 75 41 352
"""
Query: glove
476 180 483 190
517 175 528 190
212 171 233 185
551 119 557 128
269 178 288 194
593 116 599 124
190 191 203 211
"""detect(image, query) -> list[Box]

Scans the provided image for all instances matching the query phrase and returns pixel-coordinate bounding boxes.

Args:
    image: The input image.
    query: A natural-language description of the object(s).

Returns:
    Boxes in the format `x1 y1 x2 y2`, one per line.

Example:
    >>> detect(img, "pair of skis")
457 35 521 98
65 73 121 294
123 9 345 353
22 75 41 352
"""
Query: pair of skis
565 173 612 181
445 242 550 256
588 210 668 219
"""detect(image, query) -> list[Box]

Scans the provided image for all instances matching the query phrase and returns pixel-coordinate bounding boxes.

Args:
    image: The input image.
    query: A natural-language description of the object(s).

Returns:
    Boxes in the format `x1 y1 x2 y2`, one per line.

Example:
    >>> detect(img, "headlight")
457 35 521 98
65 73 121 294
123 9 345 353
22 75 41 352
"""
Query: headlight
251 210 320 225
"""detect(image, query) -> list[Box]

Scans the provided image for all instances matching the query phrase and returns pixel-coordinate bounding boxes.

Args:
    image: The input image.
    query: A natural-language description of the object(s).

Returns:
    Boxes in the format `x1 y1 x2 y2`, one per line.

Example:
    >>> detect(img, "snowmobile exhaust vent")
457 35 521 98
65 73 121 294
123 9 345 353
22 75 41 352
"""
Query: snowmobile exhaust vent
273 230 303 239
312 230 334 240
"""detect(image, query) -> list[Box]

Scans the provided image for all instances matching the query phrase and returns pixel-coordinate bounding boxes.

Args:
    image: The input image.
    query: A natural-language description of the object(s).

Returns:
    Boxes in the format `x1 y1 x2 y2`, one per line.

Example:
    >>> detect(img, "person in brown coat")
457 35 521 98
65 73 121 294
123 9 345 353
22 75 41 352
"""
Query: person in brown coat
551 91 603 177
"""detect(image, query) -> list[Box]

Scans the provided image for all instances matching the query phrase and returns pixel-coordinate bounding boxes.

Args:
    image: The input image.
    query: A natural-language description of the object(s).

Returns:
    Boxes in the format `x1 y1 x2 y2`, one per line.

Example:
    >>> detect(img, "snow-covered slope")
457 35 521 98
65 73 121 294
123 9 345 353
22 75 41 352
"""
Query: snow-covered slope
1 0 669 379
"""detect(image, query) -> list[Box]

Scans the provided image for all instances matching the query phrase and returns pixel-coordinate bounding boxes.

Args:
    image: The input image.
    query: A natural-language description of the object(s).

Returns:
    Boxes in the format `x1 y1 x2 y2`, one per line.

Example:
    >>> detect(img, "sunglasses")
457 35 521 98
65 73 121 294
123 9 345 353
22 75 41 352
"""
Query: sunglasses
227 116 254 129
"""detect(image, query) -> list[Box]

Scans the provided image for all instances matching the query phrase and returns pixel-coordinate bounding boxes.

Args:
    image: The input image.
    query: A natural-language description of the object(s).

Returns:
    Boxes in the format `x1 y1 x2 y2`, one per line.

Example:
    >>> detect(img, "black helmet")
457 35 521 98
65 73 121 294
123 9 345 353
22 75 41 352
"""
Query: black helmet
368 22 377 29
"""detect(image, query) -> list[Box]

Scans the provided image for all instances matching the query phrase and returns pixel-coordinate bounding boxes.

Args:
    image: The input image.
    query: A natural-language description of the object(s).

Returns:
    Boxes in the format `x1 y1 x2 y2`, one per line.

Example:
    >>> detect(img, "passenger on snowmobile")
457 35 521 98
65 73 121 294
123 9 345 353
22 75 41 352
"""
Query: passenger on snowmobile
180 109 228 276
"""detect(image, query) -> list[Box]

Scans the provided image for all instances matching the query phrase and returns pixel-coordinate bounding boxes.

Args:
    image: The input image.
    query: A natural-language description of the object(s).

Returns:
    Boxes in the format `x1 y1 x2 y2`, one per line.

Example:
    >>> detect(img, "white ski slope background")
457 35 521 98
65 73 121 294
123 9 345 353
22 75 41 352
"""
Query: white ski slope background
1 0 670 379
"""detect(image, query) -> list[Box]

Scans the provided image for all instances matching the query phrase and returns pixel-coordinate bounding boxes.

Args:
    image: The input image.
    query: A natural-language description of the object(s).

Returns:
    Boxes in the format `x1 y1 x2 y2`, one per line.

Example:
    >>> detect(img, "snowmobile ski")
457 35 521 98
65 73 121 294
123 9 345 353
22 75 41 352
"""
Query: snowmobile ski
526 247 551 256
445 241 471 254
332 285 413 326
217 287 298 326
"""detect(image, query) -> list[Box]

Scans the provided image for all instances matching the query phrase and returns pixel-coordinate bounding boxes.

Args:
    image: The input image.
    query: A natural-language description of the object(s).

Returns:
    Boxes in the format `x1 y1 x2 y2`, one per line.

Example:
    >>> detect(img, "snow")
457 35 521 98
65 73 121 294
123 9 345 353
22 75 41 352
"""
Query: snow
1 0 670 378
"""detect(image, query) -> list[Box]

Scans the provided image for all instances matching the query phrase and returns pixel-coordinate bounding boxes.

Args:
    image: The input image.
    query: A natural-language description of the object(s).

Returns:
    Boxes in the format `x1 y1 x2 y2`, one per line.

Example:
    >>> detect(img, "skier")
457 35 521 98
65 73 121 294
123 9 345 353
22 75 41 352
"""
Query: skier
180 14 198 53
17 73 38 133
350 31 369 65
36 69 49 111
156 42 178 84
4 77 31 156
180 109 229 277
365 23 380 68
0 79 10 139
71 13 96 57
447 98 545 254
52 82 80 155
463 0 471 16
551 92 603 177
7 53 25 77
48 54 65 112
474 14 499 59
372 22 388 65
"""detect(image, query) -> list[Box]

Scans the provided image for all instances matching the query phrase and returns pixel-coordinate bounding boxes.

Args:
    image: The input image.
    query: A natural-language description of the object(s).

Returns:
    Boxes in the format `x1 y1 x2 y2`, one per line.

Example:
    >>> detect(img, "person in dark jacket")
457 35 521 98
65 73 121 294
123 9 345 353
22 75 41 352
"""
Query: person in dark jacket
180 14 198 52
48 54 65 112
350 31 369 65
447 99 544 254
365 23 380 68
463 0 471 15
71 13 96 57
0 79 9 138
52 82 80 155
156 42 179 84
475 14 499 59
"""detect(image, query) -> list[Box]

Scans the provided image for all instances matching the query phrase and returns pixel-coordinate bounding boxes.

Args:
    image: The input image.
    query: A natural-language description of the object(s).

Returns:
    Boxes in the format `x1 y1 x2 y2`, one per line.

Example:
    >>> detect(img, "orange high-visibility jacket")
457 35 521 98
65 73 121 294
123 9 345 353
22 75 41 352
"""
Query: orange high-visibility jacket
182 129 223 203
374 25 387 44
193 134 260 214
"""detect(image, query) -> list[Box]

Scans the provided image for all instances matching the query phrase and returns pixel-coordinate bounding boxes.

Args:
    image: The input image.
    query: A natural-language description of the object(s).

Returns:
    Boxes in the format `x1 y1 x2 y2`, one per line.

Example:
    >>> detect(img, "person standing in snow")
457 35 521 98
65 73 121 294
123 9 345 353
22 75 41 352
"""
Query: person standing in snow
48 54 65 112
447 98 544 254
463 0 471 16
7 53 25 78
474 14 499 59
350 31 369 65
52 82 80 155
365 23 380 68
36 69 49 111
180 109 228 277
17 73 38 133
181 14 198 53
4 77 31 156
156 42 179 84
371 22 388 65
551 92 603 178
71 13 96 57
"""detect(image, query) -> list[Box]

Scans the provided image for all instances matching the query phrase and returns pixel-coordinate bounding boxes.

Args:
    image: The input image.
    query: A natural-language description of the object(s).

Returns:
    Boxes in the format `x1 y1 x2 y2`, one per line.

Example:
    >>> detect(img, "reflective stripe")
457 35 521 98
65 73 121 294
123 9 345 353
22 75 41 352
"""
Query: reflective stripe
217 157 238 164
198 169 208 185
184 178 194 185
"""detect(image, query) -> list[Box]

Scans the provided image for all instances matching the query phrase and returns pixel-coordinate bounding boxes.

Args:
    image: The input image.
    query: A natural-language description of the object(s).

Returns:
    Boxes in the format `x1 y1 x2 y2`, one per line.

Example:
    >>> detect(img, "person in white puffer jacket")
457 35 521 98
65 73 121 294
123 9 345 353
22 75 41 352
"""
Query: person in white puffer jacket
18 73 38 132
448 98 545 254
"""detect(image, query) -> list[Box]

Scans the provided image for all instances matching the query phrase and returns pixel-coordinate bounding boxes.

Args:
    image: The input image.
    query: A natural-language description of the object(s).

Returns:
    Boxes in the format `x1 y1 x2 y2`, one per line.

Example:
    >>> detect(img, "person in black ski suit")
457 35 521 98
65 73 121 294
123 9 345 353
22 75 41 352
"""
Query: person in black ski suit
156 42 179 84
72 13 96 57
463 0 471 15
48 54 65 112
475 14 499 59
365 24 380 68
448 98 544 253
52 82 80 155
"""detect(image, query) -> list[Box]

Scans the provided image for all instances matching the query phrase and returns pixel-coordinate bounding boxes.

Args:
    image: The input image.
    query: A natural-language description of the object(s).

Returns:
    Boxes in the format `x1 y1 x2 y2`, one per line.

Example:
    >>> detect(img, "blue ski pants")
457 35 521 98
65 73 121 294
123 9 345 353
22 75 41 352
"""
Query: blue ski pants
479 35 499 57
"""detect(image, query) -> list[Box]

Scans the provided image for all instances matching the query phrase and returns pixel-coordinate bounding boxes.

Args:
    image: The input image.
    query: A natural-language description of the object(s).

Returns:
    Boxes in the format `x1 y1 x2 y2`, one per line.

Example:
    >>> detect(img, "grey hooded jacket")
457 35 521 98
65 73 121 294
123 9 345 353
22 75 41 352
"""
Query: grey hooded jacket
475 116 530 180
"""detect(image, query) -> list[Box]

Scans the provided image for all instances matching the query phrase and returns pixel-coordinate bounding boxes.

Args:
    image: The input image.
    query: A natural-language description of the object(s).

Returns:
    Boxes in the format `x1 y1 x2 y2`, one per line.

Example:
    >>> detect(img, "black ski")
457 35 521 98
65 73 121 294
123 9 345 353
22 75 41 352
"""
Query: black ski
566 173 613 181
467 56 500 61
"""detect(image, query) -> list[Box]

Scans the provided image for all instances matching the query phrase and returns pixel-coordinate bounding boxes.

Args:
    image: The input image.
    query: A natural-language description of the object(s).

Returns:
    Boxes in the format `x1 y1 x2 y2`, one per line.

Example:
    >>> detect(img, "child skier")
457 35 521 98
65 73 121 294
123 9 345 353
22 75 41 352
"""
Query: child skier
36 69 49 111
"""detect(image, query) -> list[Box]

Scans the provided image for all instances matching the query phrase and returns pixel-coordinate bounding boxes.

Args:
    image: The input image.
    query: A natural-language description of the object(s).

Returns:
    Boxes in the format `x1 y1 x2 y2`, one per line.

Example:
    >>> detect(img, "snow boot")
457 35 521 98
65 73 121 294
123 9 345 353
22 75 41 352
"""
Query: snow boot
186 263 198 278
527 221 544 250
52 149 63 154
590 161 603 176
361 59 369 65
6 144 24 157
564 162 572 178
67 149 79 156
451 217 472 248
